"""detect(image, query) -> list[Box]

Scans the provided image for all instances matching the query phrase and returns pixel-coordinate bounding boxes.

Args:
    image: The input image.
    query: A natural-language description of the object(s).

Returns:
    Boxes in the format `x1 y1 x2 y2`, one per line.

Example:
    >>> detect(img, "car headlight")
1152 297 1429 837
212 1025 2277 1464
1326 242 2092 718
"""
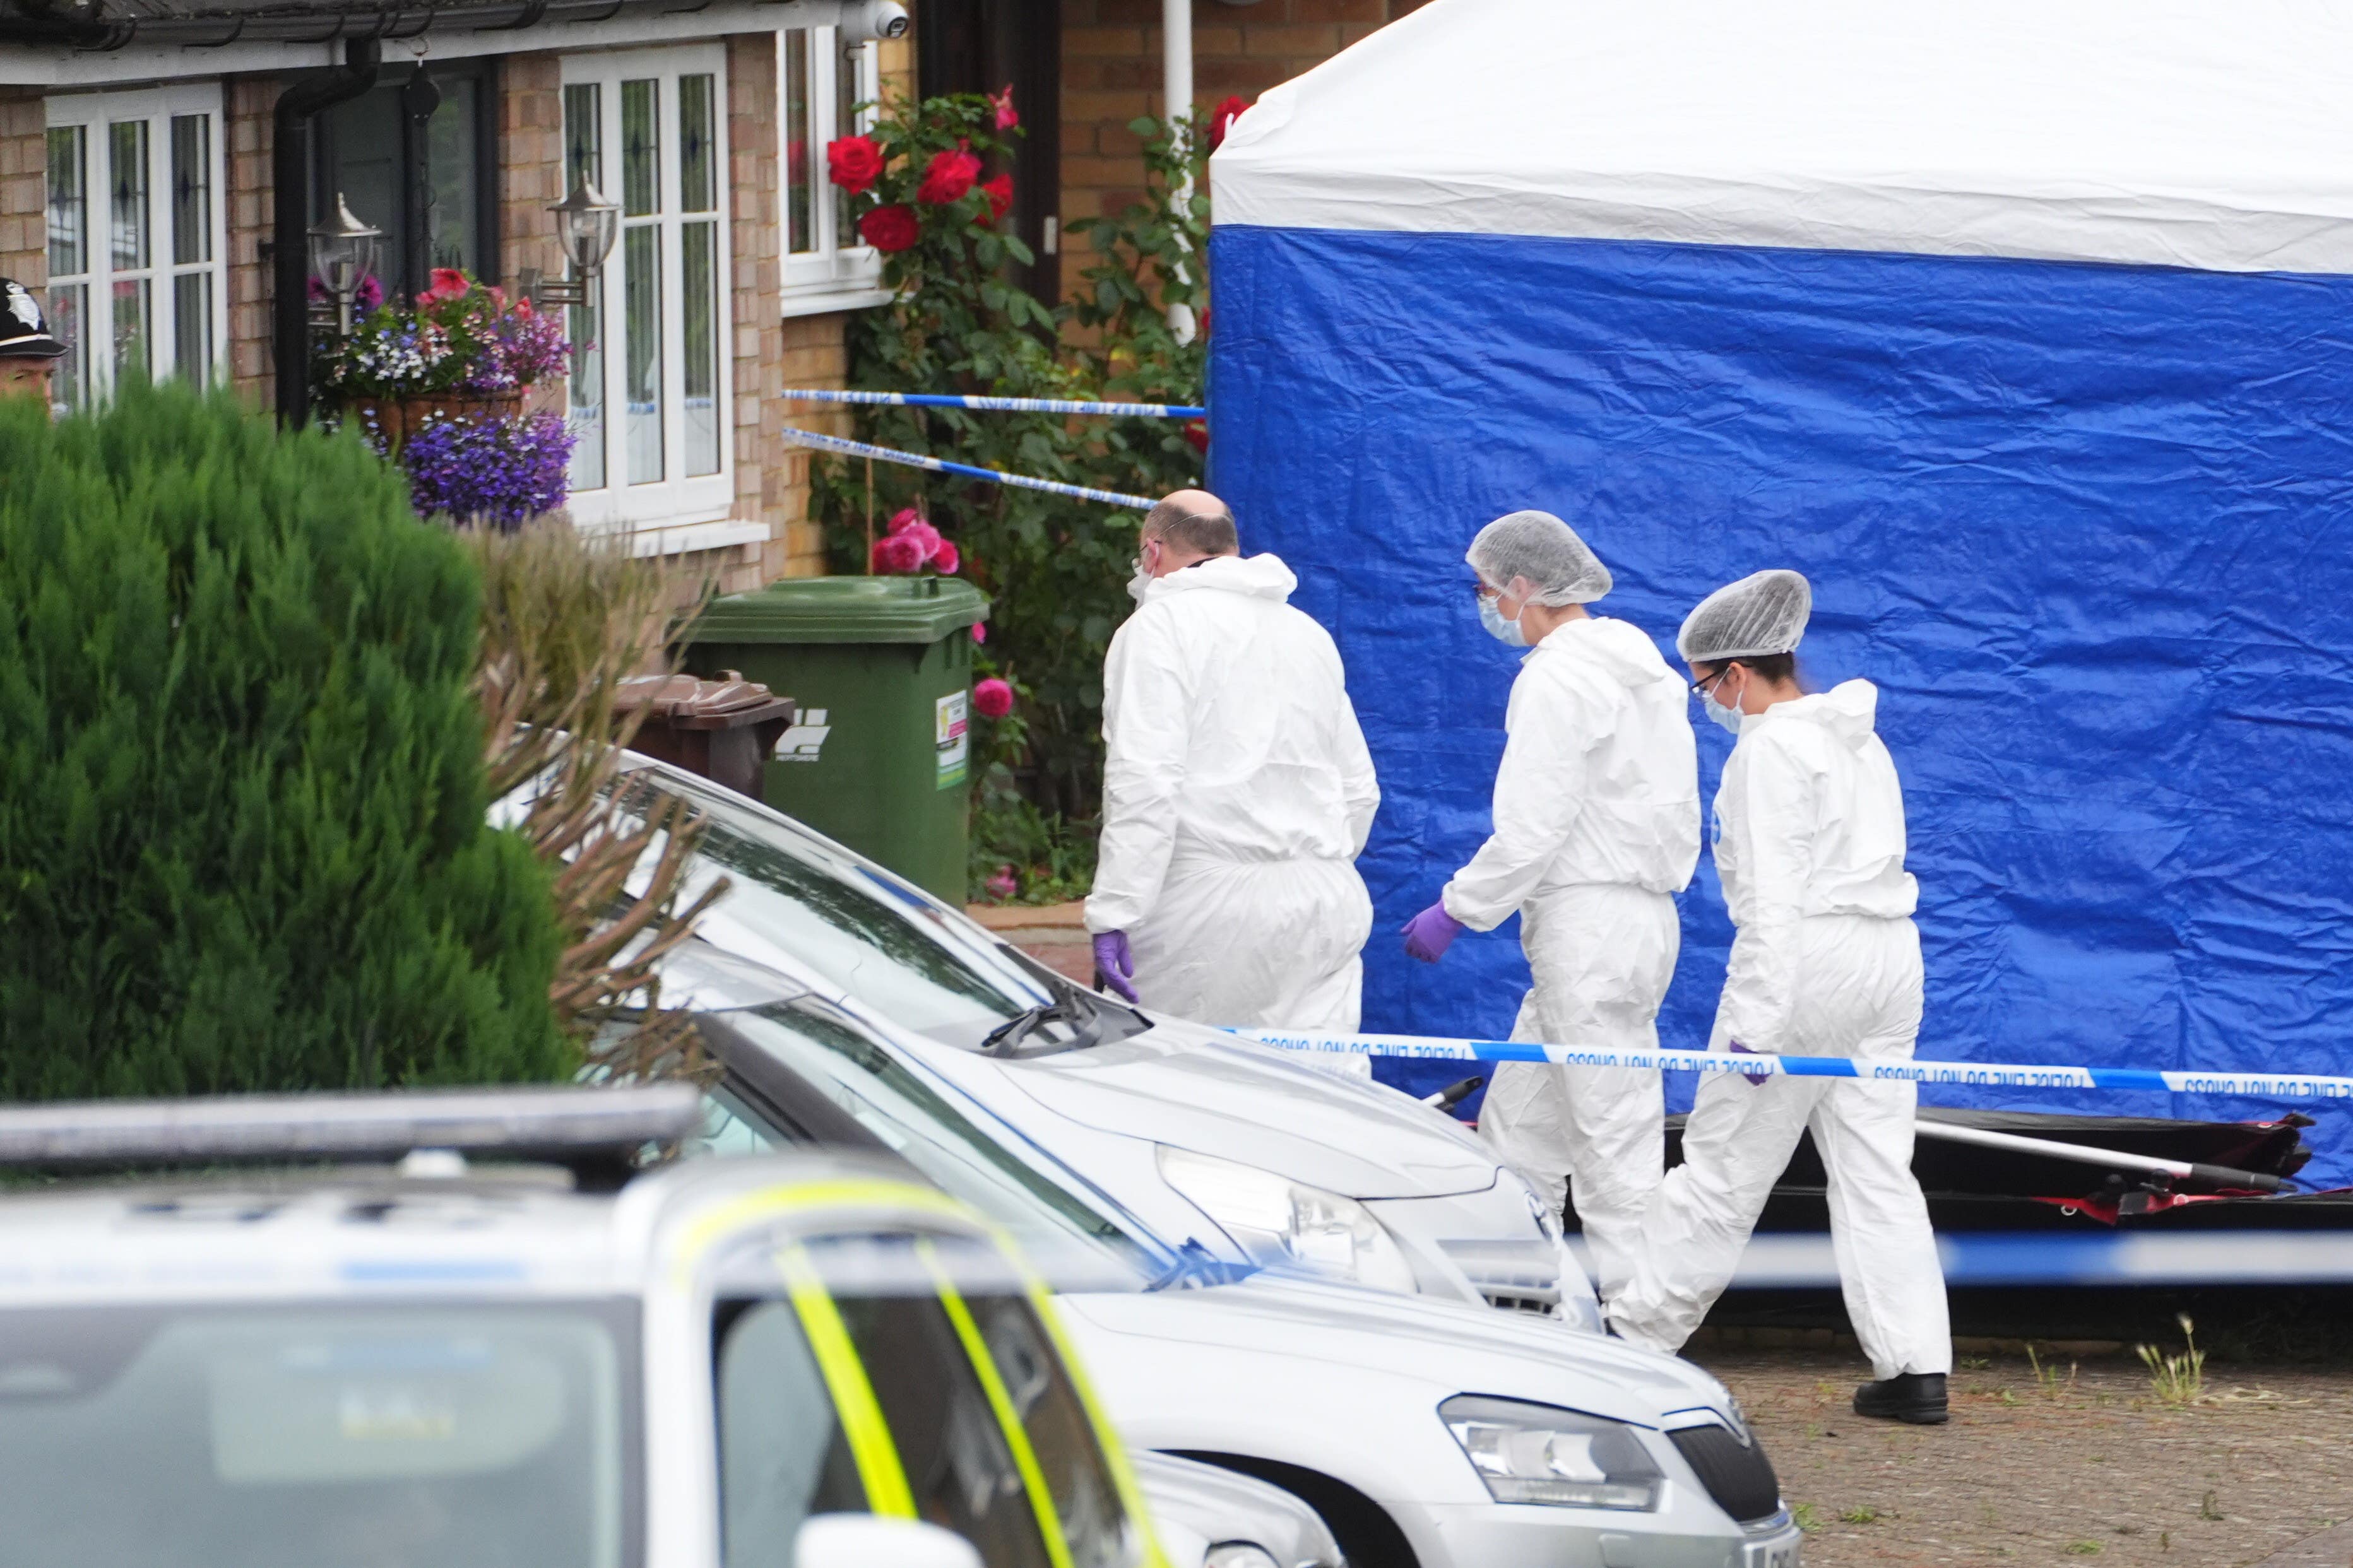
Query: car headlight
1440 1395 1664 1511
1156 1145 1419 1295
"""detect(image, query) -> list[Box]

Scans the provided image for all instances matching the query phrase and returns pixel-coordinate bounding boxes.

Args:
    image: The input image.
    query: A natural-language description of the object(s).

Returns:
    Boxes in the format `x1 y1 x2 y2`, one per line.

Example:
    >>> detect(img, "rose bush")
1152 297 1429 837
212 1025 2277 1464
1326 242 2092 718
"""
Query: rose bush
814 90 1212 900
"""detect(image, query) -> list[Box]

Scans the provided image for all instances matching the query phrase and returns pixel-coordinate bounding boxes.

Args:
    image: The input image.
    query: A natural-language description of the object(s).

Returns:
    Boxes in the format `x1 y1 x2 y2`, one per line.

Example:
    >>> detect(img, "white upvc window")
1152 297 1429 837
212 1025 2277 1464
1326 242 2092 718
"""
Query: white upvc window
44 82 228 410
779 28 888 316
560 45 733 531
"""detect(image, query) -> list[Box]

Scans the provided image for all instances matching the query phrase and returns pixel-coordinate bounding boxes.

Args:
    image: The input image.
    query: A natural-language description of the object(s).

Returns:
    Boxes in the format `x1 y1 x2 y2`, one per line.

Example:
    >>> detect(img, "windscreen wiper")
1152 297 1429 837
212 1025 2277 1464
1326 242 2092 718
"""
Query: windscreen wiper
980 983 1150 1058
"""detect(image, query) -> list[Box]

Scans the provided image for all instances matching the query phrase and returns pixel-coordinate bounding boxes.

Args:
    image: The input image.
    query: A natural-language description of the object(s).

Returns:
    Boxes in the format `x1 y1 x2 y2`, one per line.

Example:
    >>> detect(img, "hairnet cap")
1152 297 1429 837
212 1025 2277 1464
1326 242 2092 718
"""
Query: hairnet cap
1677 570 1813 663
1465 510 1613 606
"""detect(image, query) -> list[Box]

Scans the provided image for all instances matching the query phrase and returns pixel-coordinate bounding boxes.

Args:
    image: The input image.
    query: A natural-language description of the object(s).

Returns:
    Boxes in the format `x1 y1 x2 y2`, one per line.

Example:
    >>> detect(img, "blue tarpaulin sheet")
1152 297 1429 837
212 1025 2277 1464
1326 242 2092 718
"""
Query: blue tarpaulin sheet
1207 225 2353 1189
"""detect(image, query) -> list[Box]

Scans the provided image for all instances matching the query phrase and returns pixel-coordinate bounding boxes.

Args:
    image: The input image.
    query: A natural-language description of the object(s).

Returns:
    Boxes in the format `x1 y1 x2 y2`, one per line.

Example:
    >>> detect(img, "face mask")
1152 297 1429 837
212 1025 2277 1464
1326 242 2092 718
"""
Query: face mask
1701 669 1746 734
1126 563 1156 603
1478 594 1527 647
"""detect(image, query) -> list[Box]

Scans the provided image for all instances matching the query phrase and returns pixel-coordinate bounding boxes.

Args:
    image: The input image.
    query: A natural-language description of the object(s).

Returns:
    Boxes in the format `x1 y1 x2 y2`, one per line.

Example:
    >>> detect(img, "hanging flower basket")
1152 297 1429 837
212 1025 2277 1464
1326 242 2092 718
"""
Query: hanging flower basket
344 391 527 455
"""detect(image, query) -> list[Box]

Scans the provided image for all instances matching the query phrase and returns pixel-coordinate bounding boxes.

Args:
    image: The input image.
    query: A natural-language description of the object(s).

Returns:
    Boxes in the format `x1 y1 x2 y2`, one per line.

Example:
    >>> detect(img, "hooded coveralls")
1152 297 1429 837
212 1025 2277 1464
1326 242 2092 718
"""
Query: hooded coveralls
1609 680 1952 1380
1084 554 1380 1029
1440 616 1700 1302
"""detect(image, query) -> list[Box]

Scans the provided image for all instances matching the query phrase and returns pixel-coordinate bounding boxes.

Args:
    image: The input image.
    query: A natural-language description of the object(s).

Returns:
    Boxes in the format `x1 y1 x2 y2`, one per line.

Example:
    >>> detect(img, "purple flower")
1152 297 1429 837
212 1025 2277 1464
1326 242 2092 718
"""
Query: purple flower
401 411 578 529
306 273 384 312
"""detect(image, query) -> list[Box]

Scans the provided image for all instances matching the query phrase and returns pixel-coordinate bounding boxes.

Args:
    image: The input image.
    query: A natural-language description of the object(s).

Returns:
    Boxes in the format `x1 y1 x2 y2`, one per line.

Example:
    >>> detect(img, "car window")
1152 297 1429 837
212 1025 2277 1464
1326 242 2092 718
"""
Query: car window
635 769 1053 1049
961 1291 1146 1568
832 1288 1055 1568
713 1300 864 1568
713 1002 1163 1289
0 1302 633 1568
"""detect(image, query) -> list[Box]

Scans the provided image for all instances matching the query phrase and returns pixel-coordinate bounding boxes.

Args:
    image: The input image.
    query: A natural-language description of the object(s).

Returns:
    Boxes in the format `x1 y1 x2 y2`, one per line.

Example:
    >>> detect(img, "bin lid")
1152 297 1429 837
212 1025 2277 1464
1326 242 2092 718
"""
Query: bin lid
689 575 992 646
614 671 796 727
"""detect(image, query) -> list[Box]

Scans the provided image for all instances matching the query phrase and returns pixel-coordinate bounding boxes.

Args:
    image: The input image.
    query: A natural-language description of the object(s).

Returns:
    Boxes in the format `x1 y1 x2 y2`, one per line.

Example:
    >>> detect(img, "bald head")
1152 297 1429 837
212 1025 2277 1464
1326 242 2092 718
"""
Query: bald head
1141 489 1240 571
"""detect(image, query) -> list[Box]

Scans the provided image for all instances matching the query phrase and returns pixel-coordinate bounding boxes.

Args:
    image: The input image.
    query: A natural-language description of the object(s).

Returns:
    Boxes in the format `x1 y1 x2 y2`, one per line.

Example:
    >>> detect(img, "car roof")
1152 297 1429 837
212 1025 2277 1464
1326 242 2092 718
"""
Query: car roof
0 1147 992 1310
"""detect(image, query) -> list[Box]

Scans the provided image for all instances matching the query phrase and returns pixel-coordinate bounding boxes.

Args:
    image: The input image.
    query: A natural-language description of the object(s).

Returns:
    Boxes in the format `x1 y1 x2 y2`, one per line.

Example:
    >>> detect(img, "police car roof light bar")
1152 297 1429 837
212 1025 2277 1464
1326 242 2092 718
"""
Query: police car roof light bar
0 1084 702 1170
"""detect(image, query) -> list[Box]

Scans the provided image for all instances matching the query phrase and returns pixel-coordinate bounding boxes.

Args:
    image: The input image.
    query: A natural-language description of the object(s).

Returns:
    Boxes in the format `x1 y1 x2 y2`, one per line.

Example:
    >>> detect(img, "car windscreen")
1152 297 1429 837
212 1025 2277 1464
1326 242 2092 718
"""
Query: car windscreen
693 1001 1165 1292
0 1299 636 1568
634 769 1054 1049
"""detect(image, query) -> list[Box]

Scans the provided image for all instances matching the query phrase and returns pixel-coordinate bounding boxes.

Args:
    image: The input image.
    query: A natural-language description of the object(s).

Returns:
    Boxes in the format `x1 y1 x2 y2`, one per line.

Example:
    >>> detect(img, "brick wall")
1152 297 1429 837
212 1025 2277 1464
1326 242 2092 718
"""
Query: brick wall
223 77 276 408
0 89 42 286
499 54 567 302
1056 0 1426 297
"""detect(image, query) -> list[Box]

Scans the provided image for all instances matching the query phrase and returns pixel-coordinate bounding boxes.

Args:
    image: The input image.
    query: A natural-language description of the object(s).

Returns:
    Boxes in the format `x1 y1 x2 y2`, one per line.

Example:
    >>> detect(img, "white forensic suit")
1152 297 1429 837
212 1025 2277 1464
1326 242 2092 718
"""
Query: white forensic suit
1084 554 1380 1029
1440 616 1699 1302
1609 679 1951 1381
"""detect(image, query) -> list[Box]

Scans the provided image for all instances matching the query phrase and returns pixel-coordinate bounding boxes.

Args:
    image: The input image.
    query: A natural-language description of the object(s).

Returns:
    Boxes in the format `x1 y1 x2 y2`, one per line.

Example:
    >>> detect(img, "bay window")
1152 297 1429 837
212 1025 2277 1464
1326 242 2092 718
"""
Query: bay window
780 28 887 315
44 83 228 410
561 47 732 529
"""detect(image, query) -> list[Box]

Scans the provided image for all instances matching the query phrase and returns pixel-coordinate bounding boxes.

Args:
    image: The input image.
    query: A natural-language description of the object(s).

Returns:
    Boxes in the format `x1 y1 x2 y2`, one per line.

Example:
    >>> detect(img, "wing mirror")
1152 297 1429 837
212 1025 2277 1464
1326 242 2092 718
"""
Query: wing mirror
796 1514 983 1568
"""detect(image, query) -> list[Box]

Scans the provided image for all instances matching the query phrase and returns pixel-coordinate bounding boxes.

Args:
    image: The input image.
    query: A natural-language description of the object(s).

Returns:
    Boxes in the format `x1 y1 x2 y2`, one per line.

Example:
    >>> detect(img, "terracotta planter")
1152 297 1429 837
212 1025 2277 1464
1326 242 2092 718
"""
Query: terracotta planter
339 391 526 452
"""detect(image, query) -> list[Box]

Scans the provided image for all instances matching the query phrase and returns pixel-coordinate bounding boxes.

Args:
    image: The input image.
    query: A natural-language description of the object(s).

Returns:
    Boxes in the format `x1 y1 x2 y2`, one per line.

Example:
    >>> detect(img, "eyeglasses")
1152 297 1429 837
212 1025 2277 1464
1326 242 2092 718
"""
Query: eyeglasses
1690 667 1734 697
1472 582 1500 600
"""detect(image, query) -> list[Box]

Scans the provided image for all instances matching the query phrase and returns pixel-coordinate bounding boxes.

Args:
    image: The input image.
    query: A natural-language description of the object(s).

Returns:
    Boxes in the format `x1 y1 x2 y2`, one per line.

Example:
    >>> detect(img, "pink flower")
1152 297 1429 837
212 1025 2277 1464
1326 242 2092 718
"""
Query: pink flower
918 147 982 205
970 622 987 644
988 85 1019 132
888 507 925 533
420 266 470 304
894 519 943 561
871 533 925 574
931 539 960 574
985 865 1018 901
973 678 1015 719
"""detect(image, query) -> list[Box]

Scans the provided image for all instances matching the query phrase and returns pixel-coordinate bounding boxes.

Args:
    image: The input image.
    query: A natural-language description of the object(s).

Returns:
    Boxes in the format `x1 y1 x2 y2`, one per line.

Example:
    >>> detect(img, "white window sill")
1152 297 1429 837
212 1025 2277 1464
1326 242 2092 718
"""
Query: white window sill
780 284 896 320
576 519 773 558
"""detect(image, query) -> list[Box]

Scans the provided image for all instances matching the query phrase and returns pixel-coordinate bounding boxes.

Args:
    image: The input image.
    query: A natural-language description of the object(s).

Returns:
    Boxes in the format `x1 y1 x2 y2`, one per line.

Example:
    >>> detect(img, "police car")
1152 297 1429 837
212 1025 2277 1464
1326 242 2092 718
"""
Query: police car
0 1087 1269 1568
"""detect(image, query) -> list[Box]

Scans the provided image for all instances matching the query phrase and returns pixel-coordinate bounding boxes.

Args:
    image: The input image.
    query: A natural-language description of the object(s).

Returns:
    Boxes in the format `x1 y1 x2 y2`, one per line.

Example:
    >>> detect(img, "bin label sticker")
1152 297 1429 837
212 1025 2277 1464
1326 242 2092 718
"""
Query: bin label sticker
775 709 832 763
935 692 969 790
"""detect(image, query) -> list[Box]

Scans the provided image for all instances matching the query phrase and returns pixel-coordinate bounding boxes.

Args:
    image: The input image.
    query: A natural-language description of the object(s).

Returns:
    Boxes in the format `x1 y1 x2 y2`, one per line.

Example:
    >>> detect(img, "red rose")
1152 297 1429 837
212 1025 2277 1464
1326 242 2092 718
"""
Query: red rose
918 147 982 205
1182 418 1209 455
858 203 920 252
988 84 1019 132
931 539 961 574
1209 95 1251 151
888 506 925 533
973 678 1014 719
871 533 925 574
975 175 1014 228
827 134 884 194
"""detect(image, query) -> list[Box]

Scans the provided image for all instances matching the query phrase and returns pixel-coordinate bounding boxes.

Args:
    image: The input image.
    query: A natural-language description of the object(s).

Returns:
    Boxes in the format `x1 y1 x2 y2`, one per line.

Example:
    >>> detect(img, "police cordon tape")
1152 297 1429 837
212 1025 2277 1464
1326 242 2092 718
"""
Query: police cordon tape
1568 1232 2353 1288
779 428 1161 511
779 388 1205 420
1231 1029 2353 1102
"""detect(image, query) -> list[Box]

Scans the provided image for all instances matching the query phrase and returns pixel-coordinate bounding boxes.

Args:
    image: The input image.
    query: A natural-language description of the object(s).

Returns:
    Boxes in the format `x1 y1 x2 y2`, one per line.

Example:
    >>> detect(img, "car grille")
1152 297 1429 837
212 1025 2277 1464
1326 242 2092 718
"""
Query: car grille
1668 1424 1782 1525
1437 1239 1564 1314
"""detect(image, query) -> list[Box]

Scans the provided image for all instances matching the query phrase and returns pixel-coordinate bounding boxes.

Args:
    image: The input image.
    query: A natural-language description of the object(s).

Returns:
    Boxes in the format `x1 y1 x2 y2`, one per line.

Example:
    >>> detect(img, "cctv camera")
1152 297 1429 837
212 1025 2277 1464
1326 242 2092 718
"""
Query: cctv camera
841 0 909 42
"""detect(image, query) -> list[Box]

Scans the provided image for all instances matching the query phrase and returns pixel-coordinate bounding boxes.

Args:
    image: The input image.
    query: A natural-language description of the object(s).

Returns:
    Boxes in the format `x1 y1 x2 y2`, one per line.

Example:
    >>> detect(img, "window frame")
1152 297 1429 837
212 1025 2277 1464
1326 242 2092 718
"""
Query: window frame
559 45 735 531
779 27 890 317
43 81 229 410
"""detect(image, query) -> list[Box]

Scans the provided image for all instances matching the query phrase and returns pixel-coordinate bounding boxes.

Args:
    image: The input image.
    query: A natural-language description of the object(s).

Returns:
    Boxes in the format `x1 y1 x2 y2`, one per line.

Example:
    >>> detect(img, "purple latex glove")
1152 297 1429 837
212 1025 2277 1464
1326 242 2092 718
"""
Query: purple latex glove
1727 1039 1772 1086
1401 902 1466 964
1092 930 1139 1003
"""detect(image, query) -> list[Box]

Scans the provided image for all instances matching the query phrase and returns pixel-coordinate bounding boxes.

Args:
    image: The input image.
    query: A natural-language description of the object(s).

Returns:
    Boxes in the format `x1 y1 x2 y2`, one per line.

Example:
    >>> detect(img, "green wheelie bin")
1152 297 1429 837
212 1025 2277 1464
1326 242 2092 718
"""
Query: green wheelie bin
679 575 990 903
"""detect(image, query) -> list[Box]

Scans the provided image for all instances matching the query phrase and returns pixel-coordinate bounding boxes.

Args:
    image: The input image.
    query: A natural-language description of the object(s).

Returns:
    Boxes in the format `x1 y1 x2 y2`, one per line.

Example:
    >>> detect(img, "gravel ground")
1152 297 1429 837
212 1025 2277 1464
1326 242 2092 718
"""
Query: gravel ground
1695 1344 2353 1567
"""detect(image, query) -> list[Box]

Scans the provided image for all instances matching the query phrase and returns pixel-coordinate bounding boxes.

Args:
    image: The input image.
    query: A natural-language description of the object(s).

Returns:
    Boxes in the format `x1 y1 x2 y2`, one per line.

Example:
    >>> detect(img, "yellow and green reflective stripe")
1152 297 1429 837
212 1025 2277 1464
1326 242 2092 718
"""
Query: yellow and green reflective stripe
920 1240 1078 1568
1020 1278 1177 1568
775 1242 916 1519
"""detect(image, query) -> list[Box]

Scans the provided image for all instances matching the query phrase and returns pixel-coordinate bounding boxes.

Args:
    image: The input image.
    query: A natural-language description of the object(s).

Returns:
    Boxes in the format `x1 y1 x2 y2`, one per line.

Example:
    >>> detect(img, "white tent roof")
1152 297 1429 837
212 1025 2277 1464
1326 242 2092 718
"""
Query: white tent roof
1211 0 2353 274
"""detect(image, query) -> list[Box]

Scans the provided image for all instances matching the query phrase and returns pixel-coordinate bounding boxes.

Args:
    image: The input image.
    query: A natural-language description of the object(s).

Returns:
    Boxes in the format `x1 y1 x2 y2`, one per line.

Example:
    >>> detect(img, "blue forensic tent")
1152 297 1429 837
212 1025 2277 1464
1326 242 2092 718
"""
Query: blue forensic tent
1205 0 2353 1187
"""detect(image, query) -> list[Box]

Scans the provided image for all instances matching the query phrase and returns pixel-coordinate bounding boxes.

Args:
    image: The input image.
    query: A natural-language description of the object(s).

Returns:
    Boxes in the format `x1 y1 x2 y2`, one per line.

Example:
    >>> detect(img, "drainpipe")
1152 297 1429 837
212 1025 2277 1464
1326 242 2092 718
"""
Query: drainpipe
1161 0 1197 345
273 37 382 427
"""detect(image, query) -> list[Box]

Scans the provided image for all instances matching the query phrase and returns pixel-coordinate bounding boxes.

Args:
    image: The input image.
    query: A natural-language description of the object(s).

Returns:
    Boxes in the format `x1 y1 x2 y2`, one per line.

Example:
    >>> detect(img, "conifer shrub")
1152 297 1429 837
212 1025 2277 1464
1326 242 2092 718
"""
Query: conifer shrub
0 384 569 1095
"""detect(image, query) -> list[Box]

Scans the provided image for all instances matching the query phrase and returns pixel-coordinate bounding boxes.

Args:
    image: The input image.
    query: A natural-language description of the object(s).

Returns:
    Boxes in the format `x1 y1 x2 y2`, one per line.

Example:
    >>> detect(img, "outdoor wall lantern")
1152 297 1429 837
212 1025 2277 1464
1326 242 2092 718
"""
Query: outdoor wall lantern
307 194 381 339
528 179 623 310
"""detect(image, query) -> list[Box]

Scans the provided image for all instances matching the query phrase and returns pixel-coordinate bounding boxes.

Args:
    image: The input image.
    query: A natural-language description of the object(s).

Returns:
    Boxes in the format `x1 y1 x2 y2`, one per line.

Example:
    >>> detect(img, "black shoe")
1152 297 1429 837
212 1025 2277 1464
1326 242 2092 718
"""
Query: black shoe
1853 1372 1948 1425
